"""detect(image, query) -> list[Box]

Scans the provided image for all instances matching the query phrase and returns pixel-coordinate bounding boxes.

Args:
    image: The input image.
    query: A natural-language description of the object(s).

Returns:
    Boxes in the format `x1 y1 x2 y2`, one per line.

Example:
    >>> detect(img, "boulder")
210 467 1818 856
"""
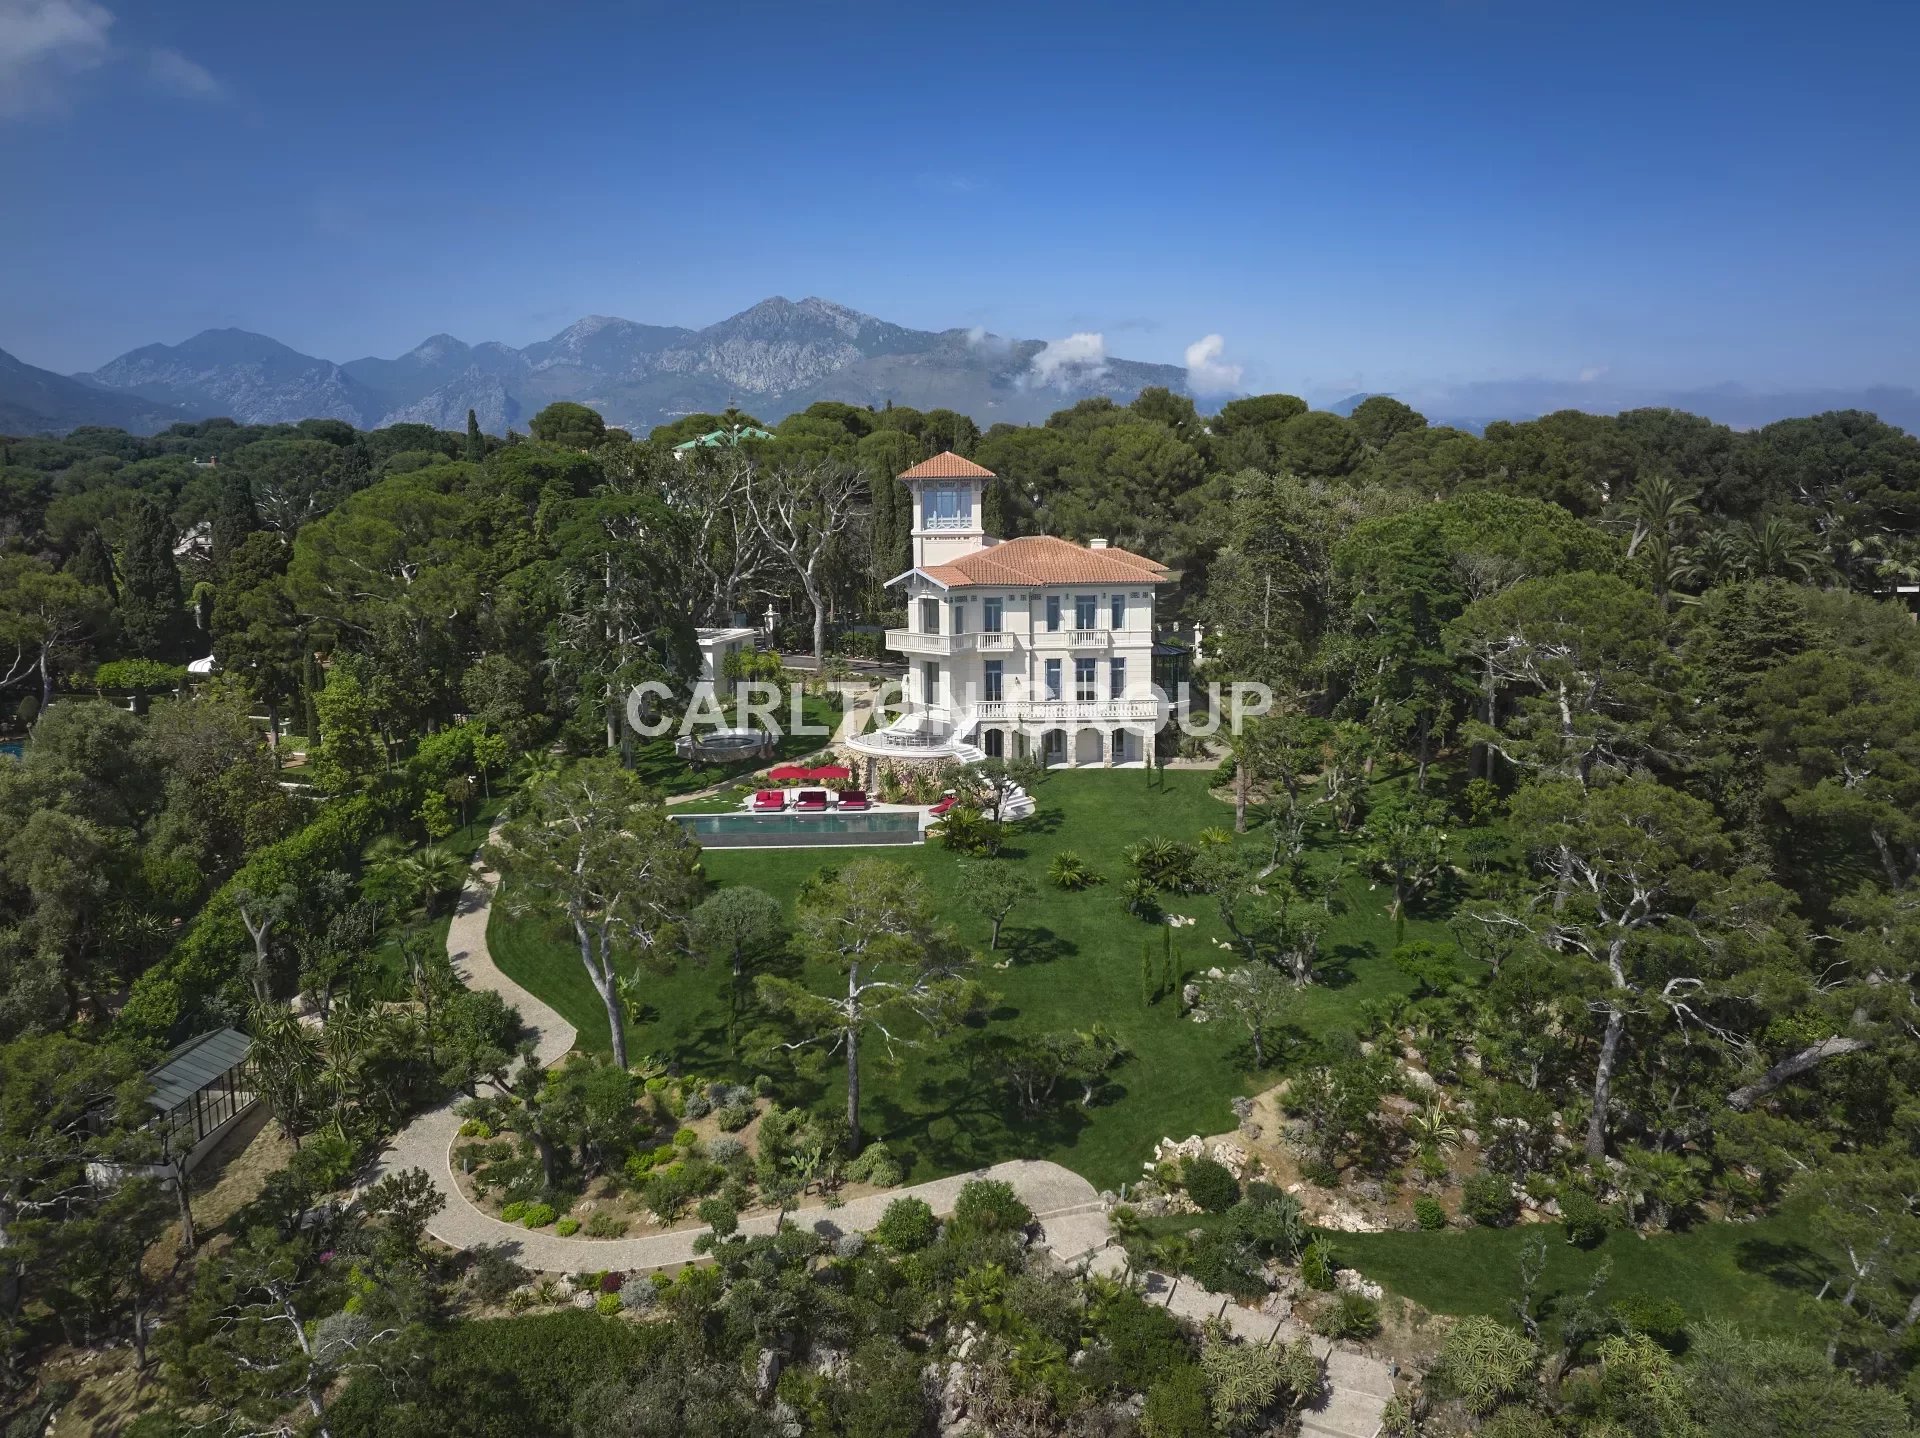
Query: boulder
754 1348 783 1403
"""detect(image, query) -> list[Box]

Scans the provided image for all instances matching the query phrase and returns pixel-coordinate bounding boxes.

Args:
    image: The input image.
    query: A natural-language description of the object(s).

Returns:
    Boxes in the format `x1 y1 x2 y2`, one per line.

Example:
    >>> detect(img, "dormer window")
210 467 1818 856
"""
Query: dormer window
920 483 974 530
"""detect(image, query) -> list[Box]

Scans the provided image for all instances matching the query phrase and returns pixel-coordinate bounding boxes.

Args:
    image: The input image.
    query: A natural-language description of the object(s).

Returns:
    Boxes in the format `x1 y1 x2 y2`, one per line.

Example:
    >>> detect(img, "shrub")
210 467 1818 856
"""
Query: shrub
752 1074 775 1098
595 1292 622 1315
1301 1235 1337 1291
1224 1191 1305 1259
1090 1288 1193 1388
618 1280 656 1312
1436 1316 1539 1415
707 1135 747 1166
1413 1196 1448 1231
1048 851 1100 891
872 1195 938 1253
835 1232 866 1258
584 1212 628 1239
1120 876 1162 920
949 1179 1032 1240
1317 1291 1381 1340
457 1119 493 1138
672 1128 700 1150
1185 1232 1266 1300
1183 1155 1241 1213
500 1200 528 1224
682 1091 712 1119
1559 1189 1609 1248
696 1196 739 1238
92 658 188 691
552 1217 580 1237
1613 1294 1689 1351
715 1101 754 1132
642 1165 699 1223
1299 1156 1341 1188
1462 1171 1518 1228
845 1141 903 1188
520 1203 557 1229
463 1243 529 1302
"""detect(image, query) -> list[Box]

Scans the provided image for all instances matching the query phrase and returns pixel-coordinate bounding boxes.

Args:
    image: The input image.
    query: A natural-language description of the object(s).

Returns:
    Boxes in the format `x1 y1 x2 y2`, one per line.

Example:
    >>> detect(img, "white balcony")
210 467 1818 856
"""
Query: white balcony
1031 628 1114 650
886 628 975 656
972 697 1163 725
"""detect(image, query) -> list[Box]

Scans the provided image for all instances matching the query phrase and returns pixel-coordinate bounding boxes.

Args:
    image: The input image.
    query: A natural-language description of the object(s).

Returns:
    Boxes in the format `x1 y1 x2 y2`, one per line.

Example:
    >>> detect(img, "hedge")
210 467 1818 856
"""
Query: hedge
116 783 410 1050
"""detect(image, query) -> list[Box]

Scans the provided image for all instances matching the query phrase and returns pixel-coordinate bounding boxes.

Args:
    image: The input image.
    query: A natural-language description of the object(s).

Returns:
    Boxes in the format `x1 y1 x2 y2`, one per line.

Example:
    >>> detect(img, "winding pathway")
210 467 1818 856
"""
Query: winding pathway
372 826 1098 1272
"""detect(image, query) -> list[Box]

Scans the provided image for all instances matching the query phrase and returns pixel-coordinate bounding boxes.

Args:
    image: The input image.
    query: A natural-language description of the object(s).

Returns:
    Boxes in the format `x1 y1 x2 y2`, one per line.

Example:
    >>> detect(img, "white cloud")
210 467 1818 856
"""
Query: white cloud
0 0 113 117
148 45 222 100
1028 332 1108 387
1578 364 1609 384
1184 333 1243 395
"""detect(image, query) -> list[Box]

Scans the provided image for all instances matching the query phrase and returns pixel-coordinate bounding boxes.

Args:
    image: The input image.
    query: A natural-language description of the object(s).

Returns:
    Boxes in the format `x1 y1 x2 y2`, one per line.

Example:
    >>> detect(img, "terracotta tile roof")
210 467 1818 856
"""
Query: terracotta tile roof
897 451 996 480
920 535 1170 588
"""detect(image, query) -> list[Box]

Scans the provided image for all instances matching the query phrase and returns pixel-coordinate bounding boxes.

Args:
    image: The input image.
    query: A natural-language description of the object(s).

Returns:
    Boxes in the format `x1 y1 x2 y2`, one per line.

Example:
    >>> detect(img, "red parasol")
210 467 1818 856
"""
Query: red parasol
807 763 853 781
767 763 810 782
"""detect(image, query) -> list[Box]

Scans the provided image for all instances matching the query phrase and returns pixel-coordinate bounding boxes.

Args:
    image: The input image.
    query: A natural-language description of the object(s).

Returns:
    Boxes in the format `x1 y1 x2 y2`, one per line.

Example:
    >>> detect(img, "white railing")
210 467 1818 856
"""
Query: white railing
885 628 975 656
972 698 1162 724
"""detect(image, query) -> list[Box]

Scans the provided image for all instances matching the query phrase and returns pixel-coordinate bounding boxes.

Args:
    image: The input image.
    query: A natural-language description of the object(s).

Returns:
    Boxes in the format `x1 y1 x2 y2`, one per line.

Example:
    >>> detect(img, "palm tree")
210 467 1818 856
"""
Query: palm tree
1743 515 1824 583
1620 473 1701 557
1690 526 1748 587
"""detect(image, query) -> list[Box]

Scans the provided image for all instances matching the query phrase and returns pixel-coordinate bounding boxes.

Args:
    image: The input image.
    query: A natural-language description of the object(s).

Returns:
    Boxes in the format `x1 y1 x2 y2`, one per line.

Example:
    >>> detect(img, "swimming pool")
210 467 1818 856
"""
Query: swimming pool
0 741 21 761
672 810 923 848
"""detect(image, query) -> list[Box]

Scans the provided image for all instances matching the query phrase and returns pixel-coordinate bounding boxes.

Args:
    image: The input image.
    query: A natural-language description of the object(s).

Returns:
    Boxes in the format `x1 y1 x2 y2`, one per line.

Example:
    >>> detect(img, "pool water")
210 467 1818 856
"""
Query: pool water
0 741 21 761
672 810 922 848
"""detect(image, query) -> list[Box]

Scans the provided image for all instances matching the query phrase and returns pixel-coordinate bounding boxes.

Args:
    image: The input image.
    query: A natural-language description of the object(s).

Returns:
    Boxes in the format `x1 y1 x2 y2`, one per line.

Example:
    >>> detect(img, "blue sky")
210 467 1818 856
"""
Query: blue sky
3 0 1916 399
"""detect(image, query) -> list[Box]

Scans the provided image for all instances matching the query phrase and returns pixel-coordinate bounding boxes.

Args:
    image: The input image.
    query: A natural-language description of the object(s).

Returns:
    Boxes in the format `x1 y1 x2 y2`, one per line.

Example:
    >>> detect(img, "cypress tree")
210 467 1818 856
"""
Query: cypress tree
466 409 486 462
65 526 119 603
209 471 261 575
117 497 185 656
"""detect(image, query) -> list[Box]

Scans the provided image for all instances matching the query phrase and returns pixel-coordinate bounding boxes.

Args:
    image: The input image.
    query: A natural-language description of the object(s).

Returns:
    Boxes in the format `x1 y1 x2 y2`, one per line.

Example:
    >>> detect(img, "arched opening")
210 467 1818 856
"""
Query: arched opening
983 727 1005 759
1074 726 1104 767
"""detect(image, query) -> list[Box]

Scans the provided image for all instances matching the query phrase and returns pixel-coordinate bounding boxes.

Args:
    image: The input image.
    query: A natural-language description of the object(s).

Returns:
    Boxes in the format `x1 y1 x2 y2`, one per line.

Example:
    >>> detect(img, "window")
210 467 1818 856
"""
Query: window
983 597 1002 633
1110 594 1125 629
1075 594 1097 630
1075 657 1097 701
918 597 939 634
1045 595 1062 632
1109 657 1126 699
920 483 973 529
984 660 1003 702
923 662 939 707
1044 659 1062 700
984 728 1004 758
949 599 965 635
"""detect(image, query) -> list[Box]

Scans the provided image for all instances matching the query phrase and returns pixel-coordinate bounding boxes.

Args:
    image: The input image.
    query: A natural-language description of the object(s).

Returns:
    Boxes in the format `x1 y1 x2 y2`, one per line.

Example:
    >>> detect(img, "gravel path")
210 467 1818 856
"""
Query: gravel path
372 824 1098 1272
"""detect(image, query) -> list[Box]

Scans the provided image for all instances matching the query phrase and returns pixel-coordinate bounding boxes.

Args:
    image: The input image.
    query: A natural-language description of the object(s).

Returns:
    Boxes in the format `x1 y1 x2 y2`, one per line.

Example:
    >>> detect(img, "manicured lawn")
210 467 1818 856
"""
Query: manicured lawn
1127 1199 1833 1347
1335 1200 1832 1346
627 691 843 796
490 767 1456 1191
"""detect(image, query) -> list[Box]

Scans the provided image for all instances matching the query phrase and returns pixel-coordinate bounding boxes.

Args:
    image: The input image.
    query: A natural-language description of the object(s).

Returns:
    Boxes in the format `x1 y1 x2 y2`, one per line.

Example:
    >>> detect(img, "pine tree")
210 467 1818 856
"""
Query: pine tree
117 496 184 656
208 471 260 575
465 409 486 462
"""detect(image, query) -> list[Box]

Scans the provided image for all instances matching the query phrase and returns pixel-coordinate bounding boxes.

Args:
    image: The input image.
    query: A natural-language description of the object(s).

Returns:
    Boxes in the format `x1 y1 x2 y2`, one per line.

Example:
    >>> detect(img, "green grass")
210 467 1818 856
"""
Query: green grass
627 691 843 796
1335 1200 1831 1345
1125 1199 1832 1347
490 767 1453 1191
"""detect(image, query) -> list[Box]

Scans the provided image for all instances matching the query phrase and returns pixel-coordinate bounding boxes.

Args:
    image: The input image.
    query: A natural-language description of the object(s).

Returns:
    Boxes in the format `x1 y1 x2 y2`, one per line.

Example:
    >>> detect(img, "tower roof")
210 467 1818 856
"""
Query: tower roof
897 451 995 481
913 534 1170 588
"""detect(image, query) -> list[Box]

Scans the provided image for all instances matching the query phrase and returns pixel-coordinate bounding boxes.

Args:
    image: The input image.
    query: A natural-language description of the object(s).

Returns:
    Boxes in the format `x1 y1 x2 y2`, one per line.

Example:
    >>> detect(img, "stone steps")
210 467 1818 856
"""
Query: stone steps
1299 1383 1390 1438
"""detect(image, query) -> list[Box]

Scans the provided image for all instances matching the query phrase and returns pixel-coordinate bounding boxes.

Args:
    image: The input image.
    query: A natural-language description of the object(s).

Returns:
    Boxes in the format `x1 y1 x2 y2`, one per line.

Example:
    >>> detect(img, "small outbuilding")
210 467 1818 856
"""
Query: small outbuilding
146 1027 257 1177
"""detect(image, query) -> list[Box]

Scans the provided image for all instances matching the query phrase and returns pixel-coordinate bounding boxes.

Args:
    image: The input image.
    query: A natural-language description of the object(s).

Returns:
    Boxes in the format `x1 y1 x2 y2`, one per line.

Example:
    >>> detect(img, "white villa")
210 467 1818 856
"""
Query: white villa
849 452 1169 769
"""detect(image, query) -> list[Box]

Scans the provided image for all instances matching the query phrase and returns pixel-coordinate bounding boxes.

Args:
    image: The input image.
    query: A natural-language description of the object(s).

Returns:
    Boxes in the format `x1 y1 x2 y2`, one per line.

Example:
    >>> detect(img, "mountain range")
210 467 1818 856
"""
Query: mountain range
3 295 1916 439
0 297 1189 438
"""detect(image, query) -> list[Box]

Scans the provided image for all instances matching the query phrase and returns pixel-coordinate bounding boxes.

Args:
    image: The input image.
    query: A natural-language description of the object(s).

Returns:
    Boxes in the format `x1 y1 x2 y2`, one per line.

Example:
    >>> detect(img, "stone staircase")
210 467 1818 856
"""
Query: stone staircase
1030 1218 1393 1438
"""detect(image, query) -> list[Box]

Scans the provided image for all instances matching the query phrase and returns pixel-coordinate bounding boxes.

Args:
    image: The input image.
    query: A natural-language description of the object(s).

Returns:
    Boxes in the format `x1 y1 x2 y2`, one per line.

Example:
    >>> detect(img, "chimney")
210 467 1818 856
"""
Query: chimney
1089 537 1109 549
